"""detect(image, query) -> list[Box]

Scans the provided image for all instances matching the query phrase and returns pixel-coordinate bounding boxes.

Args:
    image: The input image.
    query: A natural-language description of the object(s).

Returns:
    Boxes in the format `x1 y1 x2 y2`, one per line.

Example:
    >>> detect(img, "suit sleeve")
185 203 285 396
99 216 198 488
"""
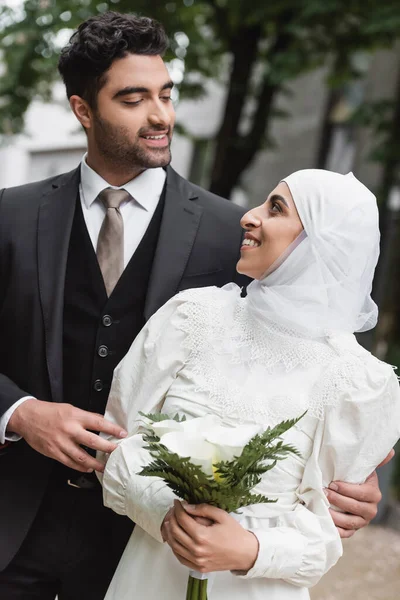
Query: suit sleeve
0 187 33 422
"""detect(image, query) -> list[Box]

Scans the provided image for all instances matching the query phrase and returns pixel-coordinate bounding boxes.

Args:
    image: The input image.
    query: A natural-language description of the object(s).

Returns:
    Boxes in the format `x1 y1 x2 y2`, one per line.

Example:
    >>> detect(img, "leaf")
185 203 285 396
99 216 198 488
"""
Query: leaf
139 412 305 512
139 411 186 423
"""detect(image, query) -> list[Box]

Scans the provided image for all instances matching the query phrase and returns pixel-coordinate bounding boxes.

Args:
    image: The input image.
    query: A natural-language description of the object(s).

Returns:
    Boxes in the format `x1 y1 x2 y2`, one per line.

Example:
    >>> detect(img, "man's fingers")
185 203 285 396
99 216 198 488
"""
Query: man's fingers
377 449 395 468
336 526 356 540
80 411 127 439
78 431 118 454
328 508 365 531
55 450 92 473
326 476 381 504
326 488 378 523
63 443 105 473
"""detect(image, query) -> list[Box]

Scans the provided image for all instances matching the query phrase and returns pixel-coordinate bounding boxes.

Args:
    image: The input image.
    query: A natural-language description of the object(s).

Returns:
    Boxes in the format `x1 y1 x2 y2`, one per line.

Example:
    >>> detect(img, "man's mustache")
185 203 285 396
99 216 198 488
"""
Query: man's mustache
138 126 172 137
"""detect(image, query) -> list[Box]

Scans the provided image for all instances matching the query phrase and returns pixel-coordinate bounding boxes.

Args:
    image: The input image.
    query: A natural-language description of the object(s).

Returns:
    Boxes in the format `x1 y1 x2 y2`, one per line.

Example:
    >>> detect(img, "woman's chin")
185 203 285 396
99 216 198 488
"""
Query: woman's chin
236 259 260 280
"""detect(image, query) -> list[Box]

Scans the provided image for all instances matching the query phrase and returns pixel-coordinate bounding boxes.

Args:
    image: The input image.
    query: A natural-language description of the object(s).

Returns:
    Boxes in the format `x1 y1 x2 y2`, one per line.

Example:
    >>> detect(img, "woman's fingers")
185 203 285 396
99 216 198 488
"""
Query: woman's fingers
167 510 199 552
165 522 211 572
183 502 227 523
171 550 201 571
174 501 208 539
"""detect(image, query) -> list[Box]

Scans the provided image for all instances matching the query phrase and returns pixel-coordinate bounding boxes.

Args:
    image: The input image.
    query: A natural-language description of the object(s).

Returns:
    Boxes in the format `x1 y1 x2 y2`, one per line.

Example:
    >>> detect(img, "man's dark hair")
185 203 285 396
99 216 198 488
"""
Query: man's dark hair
58 11 168 107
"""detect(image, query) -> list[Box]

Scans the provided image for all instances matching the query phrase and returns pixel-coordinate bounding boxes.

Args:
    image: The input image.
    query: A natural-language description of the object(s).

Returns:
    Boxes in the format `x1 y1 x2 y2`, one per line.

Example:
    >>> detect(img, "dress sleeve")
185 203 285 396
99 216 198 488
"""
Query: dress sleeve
99 294 190 543
235 361 400 587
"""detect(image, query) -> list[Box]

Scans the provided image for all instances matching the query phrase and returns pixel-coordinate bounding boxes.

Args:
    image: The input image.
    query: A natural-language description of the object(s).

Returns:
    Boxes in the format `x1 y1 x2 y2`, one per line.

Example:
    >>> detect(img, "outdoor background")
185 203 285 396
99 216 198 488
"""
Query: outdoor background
0 1 399 597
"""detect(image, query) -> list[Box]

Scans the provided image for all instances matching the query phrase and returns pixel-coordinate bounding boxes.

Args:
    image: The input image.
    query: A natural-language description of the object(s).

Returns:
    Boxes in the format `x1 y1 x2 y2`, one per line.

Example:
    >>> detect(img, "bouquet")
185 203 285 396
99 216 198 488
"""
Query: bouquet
139 412 304 600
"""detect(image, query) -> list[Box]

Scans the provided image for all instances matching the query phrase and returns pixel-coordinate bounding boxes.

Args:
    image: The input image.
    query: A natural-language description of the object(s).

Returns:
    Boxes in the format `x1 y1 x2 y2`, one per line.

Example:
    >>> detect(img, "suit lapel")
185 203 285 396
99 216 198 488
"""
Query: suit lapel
144 167 203 320
37 168 79 403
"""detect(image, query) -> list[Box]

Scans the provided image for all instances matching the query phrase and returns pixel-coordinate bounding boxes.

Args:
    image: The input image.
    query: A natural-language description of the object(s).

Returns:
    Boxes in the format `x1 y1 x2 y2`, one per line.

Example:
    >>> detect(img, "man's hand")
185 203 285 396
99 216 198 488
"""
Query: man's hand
162 500 258 573
7 398 127 472
325 450 395 539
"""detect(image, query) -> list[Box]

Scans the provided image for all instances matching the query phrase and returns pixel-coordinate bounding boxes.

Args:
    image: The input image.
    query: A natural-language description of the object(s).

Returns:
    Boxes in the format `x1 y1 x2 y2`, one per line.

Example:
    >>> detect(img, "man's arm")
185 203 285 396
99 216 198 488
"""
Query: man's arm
325 450 394 538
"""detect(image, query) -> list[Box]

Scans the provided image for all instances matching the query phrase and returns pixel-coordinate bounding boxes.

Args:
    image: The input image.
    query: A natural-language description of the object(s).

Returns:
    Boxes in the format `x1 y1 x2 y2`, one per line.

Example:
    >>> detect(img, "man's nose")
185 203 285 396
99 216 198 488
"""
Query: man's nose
148 101 173 127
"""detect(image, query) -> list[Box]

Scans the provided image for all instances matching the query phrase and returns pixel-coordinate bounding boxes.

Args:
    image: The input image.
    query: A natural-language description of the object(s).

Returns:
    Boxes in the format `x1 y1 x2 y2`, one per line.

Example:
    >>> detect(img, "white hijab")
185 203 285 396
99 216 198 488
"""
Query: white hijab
245 169 380 339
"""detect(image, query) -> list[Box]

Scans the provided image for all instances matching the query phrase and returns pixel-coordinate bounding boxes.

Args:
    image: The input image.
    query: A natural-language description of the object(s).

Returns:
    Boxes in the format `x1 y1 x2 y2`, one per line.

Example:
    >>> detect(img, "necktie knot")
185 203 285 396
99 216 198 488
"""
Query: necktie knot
99 187 131 210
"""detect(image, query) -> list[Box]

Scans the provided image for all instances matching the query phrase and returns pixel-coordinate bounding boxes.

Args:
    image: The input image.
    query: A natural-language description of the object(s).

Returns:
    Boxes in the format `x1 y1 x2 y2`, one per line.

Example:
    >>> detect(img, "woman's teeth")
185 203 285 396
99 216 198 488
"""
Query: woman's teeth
242 238 260 247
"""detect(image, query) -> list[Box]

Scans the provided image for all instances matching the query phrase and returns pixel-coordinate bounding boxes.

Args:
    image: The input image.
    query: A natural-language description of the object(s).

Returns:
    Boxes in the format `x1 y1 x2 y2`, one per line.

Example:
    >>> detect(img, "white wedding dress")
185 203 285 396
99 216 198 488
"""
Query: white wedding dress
100 285 400 600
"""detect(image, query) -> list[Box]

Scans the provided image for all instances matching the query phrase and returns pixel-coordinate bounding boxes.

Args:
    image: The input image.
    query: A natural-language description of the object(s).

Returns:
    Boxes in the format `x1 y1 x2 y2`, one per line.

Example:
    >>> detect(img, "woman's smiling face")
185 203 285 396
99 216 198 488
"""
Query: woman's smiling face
236 182 304 280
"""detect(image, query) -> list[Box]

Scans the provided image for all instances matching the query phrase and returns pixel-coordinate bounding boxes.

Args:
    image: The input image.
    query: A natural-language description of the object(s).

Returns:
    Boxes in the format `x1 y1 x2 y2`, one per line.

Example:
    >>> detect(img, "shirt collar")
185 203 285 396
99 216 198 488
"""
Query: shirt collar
80 154 166 212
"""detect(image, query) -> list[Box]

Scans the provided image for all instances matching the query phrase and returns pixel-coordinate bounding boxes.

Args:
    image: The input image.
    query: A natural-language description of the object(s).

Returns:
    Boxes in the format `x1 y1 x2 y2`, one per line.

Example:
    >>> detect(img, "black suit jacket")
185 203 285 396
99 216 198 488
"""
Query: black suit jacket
0 165 249 570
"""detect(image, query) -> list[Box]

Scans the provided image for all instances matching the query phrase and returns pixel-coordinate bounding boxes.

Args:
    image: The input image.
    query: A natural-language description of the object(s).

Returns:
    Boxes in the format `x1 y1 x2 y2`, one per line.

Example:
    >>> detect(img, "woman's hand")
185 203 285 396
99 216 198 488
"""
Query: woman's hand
161 500 259 573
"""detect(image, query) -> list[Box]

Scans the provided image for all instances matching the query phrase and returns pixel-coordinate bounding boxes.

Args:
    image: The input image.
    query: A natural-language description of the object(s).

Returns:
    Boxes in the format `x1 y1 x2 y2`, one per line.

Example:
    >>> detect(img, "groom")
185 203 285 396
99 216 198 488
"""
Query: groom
0 11 388 600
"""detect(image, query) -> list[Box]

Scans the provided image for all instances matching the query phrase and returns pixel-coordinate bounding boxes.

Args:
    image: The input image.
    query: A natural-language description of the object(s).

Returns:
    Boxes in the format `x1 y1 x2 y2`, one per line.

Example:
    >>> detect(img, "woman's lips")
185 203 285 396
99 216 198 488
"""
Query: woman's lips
241 233 261 249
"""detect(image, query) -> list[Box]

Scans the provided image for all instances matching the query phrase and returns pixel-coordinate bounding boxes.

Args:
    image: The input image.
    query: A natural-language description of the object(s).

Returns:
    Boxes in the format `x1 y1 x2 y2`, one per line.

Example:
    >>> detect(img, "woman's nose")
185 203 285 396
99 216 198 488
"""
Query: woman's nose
240 211 260 230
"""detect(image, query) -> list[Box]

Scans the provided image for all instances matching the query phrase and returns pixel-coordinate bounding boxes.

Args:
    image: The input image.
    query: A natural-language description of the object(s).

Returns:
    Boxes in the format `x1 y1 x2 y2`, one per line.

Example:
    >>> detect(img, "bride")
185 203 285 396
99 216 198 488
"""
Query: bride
99 169 400 600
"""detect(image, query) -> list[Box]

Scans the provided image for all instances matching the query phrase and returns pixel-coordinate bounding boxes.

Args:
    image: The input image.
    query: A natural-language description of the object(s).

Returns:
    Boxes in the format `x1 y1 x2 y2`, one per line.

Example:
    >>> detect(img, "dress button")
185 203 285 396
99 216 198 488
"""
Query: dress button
102 315 113 327
93 379 103 392
98 345 109 358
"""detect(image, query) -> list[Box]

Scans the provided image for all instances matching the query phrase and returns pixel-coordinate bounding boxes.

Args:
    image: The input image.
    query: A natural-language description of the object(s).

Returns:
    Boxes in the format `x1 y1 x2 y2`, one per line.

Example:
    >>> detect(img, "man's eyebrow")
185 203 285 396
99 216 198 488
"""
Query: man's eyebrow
113 80 174 99
268 193 289 208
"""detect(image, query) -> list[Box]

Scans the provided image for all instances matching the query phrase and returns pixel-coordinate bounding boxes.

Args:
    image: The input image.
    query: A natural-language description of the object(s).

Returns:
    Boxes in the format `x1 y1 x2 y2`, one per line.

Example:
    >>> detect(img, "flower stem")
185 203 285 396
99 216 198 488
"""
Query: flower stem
186 575 194 599
186 575 208 599
199 578 208 599
191 577 200 598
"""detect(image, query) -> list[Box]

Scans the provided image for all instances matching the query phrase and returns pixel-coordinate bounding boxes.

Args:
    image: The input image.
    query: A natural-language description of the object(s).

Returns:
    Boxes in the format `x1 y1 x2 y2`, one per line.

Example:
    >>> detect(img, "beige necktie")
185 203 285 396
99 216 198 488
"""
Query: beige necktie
96 188 131 296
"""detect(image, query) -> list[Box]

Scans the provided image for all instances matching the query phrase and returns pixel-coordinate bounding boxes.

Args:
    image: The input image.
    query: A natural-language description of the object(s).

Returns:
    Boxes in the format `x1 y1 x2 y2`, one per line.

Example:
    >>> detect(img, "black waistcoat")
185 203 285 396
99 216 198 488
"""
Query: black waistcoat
62 189 165 415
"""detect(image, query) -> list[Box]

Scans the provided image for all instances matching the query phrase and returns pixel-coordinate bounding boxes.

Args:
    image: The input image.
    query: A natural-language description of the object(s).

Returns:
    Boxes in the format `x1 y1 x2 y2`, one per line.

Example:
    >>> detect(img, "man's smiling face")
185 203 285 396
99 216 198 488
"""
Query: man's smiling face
90 53 176 171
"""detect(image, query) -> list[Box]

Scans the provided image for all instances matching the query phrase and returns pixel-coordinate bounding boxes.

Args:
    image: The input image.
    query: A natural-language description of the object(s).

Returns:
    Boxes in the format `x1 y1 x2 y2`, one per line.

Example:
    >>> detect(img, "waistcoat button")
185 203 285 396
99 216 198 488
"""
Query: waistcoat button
102 315 113 327
93 379 103 392
98 345 109 358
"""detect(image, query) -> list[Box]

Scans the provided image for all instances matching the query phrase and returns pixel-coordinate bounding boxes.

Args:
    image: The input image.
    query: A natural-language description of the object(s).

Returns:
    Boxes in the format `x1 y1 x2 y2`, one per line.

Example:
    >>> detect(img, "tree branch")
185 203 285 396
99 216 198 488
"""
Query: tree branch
203 0 231 42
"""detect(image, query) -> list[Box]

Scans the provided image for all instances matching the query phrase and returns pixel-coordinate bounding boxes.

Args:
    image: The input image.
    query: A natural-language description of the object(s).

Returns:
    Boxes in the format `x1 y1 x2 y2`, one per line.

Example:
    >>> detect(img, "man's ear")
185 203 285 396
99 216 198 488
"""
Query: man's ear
69 95 92 130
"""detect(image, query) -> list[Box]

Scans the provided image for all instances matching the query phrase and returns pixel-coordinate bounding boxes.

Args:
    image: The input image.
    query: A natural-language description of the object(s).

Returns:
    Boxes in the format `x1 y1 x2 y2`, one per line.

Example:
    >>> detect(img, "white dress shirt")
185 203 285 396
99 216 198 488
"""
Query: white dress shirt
0 157 166 443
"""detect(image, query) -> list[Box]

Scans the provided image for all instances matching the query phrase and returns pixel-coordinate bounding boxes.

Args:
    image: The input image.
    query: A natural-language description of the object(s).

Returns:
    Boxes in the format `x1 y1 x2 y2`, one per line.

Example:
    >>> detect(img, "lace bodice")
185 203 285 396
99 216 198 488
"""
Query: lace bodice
172 286 384 426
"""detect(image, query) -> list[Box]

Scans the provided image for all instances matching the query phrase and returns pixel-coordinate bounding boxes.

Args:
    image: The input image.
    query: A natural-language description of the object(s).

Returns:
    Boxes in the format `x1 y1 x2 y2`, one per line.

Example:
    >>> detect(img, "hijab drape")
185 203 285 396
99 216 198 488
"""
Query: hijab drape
246 170 380 338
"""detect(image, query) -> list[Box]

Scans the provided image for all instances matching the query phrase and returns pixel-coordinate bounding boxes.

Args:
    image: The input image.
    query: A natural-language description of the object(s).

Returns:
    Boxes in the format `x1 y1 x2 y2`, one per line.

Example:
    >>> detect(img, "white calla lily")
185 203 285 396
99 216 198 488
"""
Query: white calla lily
160 432 217 476
206 423 263 462
151 420 184 438
179 414 221 435
147 414 220 439
146 415 264 481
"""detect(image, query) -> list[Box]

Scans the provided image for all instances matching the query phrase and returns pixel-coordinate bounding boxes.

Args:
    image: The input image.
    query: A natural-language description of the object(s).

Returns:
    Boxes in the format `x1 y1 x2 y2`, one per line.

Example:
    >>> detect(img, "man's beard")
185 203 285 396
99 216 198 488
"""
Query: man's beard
92 113 172 172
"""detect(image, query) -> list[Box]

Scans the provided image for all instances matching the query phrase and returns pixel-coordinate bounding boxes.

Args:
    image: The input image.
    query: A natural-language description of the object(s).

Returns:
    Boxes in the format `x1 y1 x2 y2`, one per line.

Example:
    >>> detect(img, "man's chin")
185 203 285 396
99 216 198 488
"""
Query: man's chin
142 149 172 169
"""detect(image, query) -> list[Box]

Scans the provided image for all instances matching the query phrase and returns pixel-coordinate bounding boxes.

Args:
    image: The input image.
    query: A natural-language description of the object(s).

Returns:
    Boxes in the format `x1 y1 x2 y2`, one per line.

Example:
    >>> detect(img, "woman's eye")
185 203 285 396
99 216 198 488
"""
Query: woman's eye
270 201 282 214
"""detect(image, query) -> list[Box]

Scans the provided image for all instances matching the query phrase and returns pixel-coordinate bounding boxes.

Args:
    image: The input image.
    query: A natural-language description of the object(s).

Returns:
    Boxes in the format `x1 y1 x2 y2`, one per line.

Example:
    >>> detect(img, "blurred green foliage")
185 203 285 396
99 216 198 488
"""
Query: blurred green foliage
1 1 400 196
